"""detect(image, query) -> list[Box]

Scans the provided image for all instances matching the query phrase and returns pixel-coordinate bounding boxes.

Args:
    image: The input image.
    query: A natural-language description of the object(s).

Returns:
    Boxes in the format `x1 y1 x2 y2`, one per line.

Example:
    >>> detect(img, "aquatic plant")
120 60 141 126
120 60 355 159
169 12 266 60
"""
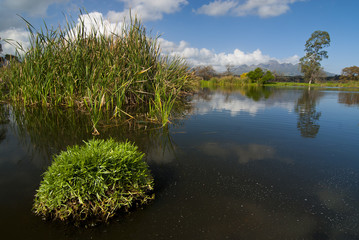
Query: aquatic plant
33 138 154 222
0 11 193 133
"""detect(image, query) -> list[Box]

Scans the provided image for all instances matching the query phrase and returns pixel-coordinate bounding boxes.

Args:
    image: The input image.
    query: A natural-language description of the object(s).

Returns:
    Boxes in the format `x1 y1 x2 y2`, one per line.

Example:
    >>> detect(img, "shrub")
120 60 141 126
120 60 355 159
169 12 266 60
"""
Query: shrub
33 138 154 222
247 68 275 84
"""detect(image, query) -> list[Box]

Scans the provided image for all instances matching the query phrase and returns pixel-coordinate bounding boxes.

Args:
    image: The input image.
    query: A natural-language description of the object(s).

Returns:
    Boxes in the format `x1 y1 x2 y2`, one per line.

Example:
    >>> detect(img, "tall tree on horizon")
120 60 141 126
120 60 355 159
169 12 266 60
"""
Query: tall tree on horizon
299 30 330 85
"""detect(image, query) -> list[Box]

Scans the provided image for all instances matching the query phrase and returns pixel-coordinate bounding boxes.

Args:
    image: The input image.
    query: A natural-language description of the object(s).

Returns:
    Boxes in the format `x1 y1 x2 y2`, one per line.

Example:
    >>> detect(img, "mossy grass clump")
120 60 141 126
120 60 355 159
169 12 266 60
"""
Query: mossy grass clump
33 138 154 222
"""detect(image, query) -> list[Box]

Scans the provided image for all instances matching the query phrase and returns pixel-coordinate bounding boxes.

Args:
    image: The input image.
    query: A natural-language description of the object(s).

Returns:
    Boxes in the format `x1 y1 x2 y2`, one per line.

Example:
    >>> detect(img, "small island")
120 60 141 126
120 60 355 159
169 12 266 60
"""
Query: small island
33 139 154 222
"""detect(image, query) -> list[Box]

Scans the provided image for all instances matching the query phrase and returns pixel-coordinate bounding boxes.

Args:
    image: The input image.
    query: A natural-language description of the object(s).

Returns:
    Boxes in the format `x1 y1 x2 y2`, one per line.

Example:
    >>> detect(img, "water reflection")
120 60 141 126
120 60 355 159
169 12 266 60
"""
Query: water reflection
198 142 292 164
239 86 273 101
194 87 296 117
295 89 323 138
201 85 273 101
338 92 359 107
5 105 179 168
315 169 359 237
1 87 359 239
0 104 9 144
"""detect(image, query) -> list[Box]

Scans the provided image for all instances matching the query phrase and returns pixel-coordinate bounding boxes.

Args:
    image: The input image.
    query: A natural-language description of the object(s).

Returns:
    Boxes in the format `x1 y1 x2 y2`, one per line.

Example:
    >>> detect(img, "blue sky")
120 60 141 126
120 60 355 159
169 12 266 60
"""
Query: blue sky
0 0 358 74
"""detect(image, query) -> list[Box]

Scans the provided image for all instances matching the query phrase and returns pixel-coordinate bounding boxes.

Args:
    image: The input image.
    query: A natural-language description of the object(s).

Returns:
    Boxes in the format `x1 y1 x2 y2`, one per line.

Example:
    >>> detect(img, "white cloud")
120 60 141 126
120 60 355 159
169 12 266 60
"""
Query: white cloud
195 0 302 18
159 38 298 71
0 0 71 43
279 54 300 64
74 12 123 37
108 0 188 22
0 28 30 55
0 12 124 55
2 0 69 17
196 0 238 16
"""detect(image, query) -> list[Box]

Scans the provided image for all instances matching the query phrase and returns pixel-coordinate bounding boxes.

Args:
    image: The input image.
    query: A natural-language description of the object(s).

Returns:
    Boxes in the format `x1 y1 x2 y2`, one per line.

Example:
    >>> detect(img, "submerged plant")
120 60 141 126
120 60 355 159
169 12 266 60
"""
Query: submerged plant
0 10 193 133
33 138 154 222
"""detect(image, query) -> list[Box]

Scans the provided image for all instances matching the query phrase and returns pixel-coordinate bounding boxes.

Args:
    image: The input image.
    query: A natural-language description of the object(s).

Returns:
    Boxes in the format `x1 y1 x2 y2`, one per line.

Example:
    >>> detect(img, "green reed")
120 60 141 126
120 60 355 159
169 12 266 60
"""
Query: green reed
0 11 193 133
33 138 154 222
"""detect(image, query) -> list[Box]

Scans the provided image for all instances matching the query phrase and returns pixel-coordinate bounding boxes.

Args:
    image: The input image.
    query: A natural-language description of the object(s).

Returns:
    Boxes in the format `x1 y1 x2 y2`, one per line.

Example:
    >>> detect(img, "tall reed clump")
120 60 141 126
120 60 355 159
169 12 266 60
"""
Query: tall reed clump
0 11 193 133
33 138 154 222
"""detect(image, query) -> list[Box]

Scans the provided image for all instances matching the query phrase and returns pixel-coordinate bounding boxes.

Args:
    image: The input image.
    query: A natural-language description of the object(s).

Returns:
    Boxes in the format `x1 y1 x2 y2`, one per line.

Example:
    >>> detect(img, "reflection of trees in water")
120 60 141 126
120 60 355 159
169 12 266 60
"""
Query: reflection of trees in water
338 92 359 107
197 86 274 102
239 86 273 101
195 88 214 102
295 89 324 138
0 104 10 144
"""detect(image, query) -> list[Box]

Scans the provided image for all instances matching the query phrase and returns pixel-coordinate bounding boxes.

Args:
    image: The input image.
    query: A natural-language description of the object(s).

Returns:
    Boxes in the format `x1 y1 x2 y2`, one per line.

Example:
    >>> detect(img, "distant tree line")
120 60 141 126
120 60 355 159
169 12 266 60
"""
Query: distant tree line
192 65 275 85
340 66 359 81
193 63 356 83
193 30 357 84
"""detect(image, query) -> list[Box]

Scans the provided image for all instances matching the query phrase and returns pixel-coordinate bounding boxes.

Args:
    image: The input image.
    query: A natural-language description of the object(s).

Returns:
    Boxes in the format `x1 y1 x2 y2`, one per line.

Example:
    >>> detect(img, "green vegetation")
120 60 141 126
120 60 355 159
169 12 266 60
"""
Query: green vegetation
247 67 274 84
341 66 359 81
265 81 359 89
198 67 275 88
0 12 193 133
200 75 250 87
192 65 216 80
299 30 330 84
33 138 154 222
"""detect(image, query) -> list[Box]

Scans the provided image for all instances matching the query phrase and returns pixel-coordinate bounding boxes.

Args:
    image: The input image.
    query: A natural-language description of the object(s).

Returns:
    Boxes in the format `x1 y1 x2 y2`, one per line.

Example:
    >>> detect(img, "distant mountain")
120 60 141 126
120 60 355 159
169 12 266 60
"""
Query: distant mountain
231 60 335 77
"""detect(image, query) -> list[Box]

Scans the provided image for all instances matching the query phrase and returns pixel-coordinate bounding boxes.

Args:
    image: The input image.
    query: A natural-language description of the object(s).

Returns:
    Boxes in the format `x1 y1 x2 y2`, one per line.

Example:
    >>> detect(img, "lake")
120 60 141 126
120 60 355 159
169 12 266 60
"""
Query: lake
1 87 358 239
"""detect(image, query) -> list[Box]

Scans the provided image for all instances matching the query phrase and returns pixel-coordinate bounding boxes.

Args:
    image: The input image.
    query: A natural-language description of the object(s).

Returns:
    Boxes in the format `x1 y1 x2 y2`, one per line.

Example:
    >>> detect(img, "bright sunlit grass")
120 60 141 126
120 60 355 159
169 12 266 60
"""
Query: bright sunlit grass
33 138 154 222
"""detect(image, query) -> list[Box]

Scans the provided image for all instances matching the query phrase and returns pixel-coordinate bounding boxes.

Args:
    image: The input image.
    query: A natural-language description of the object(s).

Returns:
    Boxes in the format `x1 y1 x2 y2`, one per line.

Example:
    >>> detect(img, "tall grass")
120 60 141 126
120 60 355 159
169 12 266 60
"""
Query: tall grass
0 11 193 133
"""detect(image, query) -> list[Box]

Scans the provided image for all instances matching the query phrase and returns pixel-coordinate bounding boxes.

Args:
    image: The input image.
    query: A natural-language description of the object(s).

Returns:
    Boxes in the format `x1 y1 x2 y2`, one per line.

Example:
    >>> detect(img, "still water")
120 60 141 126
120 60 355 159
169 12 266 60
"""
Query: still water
1 87 358 240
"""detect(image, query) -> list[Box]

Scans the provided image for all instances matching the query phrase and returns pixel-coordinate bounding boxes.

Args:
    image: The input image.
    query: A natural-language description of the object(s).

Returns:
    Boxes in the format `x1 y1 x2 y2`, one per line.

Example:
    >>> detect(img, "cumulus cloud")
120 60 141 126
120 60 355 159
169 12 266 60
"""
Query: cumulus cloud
196 0 238 16
279 54 300 64
2 0 69 17
196 0 302 18
0 0 70 42
107 0 188 22
0 12 124 55
159 38 298 71
0 28 30 55
73 12 123 37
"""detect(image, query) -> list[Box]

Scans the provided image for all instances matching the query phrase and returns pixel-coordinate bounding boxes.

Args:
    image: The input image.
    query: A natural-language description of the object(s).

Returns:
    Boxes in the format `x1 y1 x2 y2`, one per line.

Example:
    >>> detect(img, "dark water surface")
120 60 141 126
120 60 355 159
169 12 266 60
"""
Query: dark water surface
1 87 358 240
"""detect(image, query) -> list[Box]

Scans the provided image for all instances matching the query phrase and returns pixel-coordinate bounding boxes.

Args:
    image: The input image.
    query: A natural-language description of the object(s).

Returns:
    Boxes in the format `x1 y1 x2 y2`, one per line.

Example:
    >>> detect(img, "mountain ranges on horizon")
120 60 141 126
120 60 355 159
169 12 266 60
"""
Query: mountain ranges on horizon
230 60 335 77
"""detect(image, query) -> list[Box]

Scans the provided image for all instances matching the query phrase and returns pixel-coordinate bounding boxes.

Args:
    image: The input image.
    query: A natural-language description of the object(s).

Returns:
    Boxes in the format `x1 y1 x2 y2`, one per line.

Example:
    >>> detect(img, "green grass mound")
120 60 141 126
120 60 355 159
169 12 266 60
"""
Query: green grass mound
33 139 154 222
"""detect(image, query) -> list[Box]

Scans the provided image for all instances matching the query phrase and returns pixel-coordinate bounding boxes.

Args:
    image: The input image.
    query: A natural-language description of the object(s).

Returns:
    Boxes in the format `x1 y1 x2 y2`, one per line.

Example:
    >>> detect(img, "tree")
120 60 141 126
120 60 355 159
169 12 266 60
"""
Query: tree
262 70 275 82
299 30 330 85
340 66 359 81
225 64 233 76
193 65 216 80
240 72 248 79
248 67 264 82
247 68 274 84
